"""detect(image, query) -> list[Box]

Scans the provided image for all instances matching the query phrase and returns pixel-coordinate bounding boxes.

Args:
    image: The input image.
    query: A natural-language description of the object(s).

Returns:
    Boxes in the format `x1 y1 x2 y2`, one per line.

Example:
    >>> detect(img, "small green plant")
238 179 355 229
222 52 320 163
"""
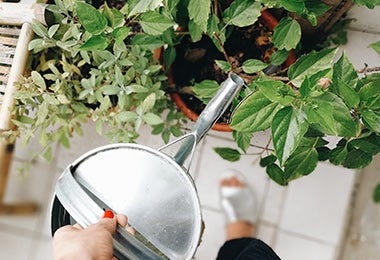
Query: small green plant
5 0 186 160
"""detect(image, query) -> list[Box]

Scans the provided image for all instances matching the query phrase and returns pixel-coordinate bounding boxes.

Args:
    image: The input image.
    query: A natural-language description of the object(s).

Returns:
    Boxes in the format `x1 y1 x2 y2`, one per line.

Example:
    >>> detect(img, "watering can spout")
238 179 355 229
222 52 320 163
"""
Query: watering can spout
174 73 244 165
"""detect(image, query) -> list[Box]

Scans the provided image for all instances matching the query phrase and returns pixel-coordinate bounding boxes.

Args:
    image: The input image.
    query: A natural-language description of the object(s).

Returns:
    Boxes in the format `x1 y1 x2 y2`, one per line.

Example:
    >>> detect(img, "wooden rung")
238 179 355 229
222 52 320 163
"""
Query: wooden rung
0 75 8 84
0 203 38 215
0 27 21 37
0 56 13 65
0 36 18 46
0 45 16 56
0 65 10 74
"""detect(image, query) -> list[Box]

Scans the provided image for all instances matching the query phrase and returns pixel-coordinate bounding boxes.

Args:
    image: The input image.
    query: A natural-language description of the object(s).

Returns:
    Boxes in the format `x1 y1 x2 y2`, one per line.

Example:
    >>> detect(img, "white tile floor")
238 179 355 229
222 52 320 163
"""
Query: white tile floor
0 4 379 260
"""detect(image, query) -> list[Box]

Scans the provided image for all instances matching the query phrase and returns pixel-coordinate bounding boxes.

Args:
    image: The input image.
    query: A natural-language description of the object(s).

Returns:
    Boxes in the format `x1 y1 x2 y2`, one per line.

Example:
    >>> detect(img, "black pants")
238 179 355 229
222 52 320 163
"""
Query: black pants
216 238 281 260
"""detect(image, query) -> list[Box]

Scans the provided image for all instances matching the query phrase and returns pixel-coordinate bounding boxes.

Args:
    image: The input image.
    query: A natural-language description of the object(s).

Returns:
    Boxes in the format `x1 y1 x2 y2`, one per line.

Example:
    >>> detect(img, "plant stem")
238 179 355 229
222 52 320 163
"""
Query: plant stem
357 65 380 74
212 32 231 66
126 13 141 27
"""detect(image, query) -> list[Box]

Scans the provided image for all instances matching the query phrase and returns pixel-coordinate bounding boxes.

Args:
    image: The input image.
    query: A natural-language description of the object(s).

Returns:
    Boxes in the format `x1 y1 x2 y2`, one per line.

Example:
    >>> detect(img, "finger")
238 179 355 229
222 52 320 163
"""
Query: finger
116 214 128 227
126 226 136 235
72 223 84 230
97 217 117 233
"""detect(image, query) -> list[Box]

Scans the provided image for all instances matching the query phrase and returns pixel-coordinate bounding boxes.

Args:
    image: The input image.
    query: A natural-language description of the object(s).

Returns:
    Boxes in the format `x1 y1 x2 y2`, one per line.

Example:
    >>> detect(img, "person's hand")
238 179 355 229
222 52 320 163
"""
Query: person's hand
53 212 128 260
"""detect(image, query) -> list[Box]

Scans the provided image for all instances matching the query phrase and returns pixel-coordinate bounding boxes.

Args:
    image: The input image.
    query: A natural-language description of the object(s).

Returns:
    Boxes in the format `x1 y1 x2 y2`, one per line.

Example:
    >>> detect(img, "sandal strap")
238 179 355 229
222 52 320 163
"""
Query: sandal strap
219 171 257 224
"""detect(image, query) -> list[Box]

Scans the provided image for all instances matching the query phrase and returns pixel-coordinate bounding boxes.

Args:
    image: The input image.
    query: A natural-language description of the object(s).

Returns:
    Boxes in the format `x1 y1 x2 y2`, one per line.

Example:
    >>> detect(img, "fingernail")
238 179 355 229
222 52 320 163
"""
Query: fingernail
102 210 114 219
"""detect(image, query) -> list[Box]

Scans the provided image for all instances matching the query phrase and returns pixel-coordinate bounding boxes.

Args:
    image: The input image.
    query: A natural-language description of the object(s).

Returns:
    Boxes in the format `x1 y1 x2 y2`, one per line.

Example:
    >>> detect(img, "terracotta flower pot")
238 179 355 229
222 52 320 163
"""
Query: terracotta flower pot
163 9 297 132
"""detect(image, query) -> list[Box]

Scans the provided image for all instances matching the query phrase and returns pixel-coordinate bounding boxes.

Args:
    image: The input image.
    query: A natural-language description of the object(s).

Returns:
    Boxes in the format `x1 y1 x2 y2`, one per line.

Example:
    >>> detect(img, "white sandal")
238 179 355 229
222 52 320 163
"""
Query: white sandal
219 169 257 225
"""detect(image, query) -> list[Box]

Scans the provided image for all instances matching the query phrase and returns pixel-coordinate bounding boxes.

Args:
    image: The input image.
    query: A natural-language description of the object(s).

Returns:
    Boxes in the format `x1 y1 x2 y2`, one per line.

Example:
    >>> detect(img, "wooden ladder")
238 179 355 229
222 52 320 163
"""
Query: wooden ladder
0 23 38 215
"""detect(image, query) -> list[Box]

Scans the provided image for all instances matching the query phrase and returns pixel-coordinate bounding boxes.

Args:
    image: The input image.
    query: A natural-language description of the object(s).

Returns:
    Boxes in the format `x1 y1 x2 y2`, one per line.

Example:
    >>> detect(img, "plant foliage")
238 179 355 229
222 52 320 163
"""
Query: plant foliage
6 0 185 157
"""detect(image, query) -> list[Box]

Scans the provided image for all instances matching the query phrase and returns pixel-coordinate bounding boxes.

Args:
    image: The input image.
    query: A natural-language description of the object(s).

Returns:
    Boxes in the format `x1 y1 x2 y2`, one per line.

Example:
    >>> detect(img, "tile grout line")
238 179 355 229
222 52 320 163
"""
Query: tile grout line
278 228 339 248
28 142 61 260
270 182 289 249
335 169 364 260
347 26 380 35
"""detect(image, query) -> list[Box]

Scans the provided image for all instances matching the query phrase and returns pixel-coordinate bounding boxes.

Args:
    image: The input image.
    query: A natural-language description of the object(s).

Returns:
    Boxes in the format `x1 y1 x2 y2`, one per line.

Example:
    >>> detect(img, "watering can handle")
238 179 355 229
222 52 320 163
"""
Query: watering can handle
55 167 163 260
174 73 244 165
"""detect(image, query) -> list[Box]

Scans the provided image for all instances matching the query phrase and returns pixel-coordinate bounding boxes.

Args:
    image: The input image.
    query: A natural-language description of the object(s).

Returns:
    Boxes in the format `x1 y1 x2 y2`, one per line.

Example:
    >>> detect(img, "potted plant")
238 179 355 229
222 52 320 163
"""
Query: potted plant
207 3 380 186
4 0 187 161
151 0 380 186
3 0 380 190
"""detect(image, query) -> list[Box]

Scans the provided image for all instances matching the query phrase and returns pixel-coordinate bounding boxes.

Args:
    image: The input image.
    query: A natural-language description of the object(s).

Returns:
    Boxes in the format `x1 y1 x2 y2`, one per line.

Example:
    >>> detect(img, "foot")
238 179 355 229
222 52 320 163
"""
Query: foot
219 169 257 240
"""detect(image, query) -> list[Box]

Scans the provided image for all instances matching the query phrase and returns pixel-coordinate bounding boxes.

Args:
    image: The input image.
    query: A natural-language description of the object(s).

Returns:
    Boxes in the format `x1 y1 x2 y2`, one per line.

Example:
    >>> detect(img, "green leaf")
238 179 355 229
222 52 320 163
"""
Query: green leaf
131 35 165 50
362 110 380 132
103 2 124 28
208 14 226 51
273 17 301 51
112 27 131 42
60 132 71 149
260 154 277 167
266 163 287 185
140 11 175 35
39 131 49 147
254 74 294 106
305 1 331 16
313 92 359 137
143 113 163 125
270 49 290 66
115 111 138 122
353 0 380 9
370 41 380 55
170 126 183 137
188 0 210 32
42 146 53 161
242 59 269 74
284 146 319 179
115 65 125 86
278 0 305 13
349 134 380 156
288 48 338 87
193 80 220 104
342 149 372 168
163 45 176 68
102 85 120 95
141 93 156 113
332 53 358 90
329 146 348 165
271 106 309 165
233 131 252 153
215 60 232 72
76 2 107 35
222 0 261 27
80 35 111 50
214 147 241 162
359 81 380 110
298 136 328 148
152 123 164 135
373 183 380 203
317 146 331 161
299 76 312 98
188 19 203 42
127 0 162 17
48 24 60 38
31 19 48 38
31 71 46 90
305 99 337 135
336 78 360 108
231 91 283 132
